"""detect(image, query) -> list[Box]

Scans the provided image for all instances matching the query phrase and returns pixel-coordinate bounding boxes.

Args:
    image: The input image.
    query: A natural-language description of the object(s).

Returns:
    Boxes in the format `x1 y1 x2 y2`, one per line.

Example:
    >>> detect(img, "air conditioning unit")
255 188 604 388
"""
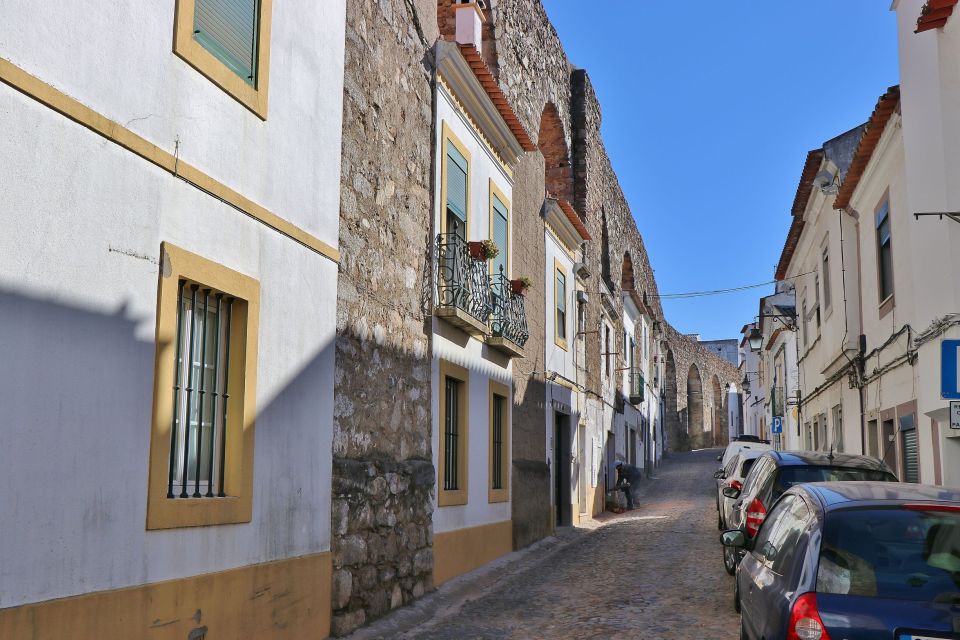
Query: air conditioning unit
576 290 589 304
573 262 591 279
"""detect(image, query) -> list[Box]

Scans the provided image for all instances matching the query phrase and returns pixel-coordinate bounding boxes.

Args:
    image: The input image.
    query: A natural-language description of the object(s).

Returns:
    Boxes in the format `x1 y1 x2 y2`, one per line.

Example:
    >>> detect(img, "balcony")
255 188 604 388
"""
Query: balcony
488 269 529 357
435 230 493 338
627 368 644 405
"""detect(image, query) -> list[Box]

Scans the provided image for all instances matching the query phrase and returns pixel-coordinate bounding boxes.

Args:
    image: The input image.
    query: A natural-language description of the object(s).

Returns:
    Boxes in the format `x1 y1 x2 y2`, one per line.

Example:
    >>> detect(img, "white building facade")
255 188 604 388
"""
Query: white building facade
0 0 346 636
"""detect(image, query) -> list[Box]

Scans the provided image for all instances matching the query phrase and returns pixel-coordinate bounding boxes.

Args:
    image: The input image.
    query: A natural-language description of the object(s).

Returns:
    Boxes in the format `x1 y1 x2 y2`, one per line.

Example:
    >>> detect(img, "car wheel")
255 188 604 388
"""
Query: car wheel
723 545 737 576
734 574 742 613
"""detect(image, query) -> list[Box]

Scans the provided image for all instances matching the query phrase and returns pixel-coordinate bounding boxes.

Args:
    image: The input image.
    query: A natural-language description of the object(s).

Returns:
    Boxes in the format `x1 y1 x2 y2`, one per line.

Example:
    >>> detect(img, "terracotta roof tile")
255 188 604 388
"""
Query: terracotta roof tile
774 149 822 280
457 44 536 152
833 86 900 211
916 0 958 33
556 198 592 242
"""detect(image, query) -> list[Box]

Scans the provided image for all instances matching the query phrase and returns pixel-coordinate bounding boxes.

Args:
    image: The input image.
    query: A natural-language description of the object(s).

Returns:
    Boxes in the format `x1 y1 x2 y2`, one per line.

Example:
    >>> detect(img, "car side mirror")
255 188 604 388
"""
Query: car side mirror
713 470 726 479
722 486 741 499
721 530 746 548
716 455 722 462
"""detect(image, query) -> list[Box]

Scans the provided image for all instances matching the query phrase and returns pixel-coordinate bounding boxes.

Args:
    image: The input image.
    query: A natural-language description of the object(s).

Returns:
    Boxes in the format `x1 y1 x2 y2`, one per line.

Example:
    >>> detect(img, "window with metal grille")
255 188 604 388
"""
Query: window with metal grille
492 394 505 490
876 202 894 302
193 0 261 85
168 281 234 499
443 376 461 491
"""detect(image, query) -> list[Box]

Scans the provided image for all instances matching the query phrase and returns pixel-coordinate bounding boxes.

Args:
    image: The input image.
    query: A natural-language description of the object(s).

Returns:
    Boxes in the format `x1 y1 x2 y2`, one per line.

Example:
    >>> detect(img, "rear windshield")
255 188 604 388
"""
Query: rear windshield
774 466 895 499
817 508 960 601
739 458 756 478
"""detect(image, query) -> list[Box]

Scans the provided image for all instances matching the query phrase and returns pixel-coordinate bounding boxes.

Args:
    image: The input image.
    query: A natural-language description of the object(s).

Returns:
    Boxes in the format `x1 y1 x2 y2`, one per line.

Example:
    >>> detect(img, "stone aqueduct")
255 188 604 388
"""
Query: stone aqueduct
474 0 741 452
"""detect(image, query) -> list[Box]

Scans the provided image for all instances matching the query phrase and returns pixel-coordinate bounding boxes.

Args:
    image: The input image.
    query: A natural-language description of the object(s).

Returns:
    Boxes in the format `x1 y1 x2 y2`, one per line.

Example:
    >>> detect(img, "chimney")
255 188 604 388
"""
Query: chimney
454 1 485 54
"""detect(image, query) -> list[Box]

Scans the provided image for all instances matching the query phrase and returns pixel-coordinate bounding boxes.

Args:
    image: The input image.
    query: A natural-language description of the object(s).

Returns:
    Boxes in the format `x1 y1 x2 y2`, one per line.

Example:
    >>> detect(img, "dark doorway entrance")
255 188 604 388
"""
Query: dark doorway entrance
554 412 571 527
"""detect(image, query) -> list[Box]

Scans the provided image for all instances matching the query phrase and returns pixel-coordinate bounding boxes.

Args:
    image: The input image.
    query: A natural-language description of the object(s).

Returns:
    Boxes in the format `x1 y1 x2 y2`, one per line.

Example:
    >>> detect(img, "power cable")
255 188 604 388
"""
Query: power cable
654 270 817 300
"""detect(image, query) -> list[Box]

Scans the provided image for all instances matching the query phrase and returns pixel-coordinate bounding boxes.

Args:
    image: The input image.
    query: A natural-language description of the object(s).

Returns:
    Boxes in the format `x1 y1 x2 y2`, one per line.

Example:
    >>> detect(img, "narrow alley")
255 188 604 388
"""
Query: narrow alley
352 450 740 640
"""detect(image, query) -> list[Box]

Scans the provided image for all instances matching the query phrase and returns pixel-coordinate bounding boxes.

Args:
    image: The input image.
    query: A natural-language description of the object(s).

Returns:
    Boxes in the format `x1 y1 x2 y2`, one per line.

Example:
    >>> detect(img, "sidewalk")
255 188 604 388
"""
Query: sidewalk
342 475 662 640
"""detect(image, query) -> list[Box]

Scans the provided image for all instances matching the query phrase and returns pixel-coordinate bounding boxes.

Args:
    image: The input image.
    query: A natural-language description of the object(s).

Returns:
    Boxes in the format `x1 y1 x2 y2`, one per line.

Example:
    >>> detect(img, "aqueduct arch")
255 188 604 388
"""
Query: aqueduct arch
537 103 574 204
687 364 704 446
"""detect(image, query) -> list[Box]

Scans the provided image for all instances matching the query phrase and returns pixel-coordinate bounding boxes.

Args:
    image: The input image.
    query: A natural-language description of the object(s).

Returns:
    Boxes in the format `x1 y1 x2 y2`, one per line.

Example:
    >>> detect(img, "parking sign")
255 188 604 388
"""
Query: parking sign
772 416 783 434
942 340 960 399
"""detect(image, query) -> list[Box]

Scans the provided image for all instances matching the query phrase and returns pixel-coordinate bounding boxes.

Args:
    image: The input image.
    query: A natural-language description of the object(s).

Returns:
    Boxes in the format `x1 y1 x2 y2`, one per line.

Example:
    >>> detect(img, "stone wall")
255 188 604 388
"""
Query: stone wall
334 0 742 634
333 0 438 635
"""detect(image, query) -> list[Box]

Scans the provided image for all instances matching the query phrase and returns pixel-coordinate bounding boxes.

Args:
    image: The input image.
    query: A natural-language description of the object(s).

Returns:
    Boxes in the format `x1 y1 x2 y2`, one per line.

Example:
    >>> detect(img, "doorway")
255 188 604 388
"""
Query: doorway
578 425 587 515
554 412 571 527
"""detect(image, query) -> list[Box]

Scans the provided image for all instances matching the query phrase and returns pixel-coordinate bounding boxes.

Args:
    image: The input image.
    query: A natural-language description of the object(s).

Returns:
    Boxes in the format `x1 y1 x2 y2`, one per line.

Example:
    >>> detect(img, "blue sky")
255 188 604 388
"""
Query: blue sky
541 1 900 340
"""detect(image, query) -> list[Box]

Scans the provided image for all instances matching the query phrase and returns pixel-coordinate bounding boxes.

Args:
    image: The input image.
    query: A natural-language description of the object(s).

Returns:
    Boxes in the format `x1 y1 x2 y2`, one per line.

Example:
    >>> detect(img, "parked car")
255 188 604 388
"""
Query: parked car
723 481 960 640
714 449 766 531
720 451 897 575
730 434 770 445
717 439 772 470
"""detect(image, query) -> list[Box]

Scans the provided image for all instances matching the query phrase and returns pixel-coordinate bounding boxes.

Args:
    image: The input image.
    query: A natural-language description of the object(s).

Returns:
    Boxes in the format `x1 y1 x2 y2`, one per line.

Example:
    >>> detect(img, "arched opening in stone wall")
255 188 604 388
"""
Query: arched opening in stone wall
538 103 574 204
663 350 683 452
711 375 728 447
436 0 499 76
687 364 704 448
621 252 635 292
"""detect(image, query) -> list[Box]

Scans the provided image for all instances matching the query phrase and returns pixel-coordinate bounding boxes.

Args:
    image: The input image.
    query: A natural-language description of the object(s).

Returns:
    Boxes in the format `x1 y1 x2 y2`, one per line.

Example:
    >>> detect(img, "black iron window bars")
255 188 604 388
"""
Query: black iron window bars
443 376 460 491
167 279 234 499
492 393 505 490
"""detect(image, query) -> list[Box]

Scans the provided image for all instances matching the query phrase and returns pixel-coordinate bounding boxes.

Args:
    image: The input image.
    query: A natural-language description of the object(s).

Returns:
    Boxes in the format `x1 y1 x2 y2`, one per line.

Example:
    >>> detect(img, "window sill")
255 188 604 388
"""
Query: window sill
879 293 895 319
438 489 468 507
488 488 509 504
146 495 250 530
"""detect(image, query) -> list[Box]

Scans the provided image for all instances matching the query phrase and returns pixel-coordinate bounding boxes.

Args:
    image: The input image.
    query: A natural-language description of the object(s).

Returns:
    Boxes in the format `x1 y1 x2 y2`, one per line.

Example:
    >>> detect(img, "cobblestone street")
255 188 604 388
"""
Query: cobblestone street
350 449 740 640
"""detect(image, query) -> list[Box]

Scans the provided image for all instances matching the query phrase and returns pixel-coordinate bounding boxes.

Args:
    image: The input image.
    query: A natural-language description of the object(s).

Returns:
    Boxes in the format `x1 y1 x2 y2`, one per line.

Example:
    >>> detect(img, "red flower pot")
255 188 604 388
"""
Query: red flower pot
511 279 529 296
468 241 486 260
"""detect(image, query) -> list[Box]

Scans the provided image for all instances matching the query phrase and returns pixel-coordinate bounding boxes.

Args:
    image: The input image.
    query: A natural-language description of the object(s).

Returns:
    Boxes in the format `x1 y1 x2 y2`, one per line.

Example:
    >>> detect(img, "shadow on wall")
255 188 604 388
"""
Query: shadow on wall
0 285 343 636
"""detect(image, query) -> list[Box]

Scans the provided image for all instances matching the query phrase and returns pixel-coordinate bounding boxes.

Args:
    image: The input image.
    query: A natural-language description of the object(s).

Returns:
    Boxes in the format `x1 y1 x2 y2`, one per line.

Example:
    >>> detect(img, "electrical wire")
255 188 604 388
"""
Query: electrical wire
654 270 817 300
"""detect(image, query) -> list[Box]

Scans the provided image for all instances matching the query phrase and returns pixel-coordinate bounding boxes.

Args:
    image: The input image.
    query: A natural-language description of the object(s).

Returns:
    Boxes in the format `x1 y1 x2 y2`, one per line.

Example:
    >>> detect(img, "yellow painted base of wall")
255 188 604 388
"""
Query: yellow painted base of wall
0 552 331 640
433 520 512 586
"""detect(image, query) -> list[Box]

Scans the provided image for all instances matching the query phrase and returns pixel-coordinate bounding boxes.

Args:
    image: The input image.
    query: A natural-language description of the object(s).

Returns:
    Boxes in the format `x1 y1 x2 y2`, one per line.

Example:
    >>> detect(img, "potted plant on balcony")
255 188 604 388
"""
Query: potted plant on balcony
511 276 532 296
468 239 500 261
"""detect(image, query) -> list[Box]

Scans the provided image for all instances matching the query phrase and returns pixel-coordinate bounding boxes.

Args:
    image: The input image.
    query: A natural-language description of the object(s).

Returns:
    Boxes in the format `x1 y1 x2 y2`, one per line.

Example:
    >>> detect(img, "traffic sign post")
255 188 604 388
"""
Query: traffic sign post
772 416 783 434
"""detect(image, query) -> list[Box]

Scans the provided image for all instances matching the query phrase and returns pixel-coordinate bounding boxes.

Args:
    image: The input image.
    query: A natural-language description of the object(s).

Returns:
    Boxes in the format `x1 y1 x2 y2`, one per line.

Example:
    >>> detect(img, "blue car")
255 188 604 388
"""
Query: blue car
722 481 960 640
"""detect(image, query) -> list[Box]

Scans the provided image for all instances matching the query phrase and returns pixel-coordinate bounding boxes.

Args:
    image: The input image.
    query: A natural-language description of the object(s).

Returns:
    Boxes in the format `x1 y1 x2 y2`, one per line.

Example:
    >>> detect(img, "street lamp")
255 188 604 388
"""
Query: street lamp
747 327 764 352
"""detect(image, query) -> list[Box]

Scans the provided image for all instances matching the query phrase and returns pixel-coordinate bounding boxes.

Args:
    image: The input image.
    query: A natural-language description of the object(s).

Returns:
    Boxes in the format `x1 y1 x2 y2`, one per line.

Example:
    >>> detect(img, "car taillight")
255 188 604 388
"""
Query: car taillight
730 479 743 491
787 593 831 640
745 497 766 537
902 503 960 513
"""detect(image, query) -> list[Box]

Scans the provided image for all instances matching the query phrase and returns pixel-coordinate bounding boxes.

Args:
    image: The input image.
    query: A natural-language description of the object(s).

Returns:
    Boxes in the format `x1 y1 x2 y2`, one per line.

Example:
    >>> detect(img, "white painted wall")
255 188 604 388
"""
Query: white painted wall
431 91 514 535
0 0 345 604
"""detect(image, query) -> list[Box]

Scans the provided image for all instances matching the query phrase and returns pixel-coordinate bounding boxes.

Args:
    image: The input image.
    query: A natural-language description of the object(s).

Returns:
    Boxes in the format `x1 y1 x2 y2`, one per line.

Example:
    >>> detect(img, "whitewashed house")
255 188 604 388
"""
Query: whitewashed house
0 0 346 636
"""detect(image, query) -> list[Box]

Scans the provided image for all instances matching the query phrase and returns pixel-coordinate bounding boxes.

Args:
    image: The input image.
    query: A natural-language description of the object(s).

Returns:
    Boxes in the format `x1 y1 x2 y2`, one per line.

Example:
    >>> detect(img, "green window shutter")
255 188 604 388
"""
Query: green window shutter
492 196 508 276
194 0 259 85
446 143 468 222
557 271 566 312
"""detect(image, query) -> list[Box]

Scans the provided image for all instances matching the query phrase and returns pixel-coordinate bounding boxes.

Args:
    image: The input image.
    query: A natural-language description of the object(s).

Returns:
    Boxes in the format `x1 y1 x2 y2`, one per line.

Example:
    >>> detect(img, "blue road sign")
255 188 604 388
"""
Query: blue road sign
942 340 960 399
772 416 783 434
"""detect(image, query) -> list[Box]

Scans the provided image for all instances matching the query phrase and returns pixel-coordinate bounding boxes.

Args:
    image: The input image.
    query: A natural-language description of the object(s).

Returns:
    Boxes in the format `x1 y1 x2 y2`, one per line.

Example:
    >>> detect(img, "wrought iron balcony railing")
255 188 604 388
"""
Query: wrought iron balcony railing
490 267 529 349
435 226 493 335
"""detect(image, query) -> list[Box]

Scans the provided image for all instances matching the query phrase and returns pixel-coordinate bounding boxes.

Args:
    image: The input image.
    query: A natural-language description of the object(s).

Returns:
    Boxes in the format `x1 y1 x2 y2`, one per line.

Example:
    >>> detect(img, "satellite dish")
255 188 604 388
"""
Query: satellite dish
814 169 838 194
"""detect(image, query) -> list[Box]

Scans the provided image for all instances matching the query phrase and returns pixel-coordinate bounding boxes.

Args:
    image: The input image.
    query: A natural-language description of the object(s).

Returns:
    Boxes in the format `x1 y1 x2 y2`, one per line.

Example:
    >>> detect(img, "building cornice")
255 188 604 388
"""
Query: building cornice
436 40 530 167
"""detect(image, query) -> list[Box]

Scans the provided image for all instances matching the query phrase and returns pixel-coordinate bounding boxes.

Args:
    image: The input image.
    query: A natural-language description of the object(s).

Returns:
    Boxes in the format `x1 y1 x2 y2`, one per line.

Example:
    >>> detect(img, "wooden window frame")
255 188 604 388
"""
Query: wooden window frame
488 380 510 503
554 259 569 351
438 359 469 507
875 196 896 319
173 0 273 119
488 179 510 278
147 243 260 529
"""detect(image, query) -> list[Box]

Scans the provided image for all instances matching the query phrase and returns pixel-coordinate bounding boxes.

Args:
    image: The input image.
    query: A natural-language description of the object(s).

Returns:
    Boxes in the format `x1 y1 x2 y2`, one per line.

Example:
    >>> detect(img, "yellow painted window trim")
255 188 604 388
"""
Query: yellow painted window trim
173 0 273 120
488 179 511 279
554 258 569 351
147 242 260 530
0 58 338 263
438 359 469 507
488 380 511 503
440 121 472 238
